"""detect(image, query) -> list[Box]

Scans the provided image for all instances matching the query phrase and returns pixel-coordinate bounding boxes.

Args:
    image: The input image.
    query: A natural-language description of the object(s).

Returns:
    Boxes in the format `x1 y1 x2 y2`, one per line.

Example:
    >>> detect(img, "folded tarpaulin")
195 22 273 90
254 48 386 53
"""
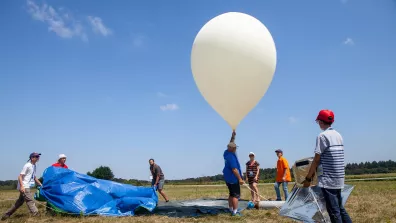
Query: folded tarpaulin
37 166 158 216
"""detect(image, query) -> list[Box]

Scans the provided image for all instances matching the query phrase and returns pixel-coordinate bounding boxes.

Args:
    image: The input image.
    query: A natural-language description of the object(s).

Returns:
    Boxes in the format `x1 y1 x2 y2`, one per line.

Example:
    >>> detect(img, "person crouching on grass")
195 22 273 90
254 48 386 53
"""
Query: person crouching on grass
223 130 244 217
245 152 260 204
1 152 43 220
302 109 352 223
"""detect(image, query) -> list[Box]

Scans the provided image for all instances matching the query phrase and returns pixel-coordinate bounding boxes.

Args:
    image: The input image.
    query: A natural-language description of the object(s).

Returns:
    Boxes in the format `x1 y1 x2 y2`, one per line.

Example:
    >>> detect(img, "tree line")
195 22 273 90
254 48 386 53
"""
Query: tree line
1 160 395 189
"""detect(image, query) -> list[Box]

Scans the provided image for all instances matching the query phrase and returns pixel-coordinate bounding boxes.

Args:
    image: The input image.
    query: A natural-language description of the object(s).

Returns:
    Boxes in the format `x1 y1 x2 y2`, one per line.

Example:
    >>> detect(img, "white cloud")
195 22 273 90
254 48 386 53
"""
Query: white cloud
288 116 298 124
27 0 87 41
87 16 112 37
26 0 111 41
343 38 355 46
160 103 179 111
157 92 167 98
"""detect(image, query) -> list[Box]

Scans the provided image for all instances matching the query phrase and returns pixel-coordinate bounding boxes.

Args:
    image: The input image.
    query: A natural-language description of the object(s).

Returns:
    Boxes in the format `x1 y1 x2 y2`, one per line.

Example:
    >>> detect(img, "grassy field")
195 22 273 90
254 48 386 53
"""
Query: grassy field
345 172 396 180
1 181 396 223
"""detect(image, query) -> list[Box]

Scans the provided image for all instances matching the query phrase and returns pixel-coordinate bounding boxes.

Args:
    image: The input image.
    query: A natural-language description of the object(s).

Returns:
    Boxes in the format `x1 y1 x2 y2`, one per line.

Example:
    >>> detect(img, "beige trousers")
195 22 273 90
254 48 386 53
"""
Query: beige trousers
5 188 39 216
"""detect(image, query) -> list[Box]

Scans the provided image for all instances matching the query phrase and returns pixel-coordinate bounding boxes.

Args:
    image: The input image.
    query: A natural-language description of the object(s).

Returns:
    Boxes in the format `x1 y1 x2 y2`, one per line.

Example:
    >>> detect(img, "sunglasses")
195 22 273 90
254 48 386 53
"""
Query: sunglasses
32 156 40 158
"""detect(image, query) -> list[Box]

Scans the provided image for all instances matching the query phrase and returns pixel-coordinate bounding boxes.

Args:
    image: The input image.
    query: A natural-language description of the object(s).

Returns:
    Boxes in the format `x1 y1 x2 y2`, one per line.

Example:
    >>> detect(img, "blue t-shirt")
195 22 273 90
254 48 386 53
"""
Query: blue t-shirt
222 150 242 184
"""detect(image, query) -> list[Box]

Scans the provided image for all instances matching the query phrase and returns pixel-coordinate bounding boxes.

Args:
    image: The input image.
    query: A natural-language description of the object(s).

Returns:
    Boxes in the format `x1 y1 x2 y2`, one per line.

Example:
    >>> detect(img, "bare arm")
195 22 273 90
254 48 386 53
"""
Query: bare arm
155 175 160 185
232 168 243 181
245 165 248 181
306 135 324 180
34 176 42 187
306 154 321 179
154 166 160 185
229 130 236 143
18 175 25 193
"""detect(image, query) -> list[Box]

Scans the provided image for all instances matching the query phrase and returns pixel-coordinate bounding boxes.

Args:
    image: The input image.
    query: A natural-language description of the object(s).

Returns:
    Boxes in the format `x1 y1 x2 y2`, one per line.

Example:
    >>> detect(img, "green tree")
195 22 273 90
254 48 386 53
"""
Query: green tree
87 166 114 180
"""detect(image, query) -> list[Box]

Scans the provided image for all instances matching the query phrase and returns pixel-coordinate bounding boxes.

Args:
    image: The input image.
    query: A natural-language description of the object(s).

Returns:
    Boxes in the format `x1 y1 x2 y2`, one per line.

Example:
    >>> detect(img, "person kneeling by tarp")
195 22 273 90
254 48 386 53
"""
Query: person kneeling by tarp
46 154 69 215
52 154 68 169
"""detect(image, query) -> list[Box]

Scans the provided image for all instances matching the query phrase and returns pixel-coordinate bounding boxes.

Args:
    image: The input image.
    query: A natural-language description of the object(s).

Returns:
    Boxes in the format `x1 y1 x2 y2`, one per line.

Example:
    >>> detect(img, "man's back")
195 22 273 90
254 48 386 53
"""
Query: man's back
315 127 345 189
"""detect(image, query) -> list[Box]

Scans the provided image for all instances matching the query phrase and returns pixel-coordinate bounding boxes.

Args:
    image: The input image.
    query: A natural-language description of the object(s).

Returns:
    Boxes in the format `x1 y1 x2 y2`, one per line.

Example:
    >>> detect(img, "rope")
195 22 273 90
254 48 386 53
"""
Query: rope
242 183 282 210
242 184 303 223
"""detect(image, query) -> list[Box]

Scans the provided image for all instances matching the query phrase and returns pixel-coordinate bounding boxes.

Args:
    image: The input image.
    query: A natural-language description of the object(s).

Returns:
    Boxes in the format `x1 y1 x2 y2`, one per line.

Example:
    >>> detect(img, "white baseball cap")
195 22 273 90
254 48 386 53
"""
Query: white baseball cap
249 152 255 156
58 154 67 159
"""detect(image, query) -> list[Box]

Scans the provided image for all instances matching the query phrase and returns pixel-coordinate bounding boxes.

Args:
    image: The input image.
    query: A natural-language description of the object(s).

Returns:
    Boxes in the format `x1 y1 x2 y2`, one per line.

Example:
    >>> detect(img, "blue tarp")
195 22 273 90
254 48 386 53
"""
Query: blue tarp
39 166 158 216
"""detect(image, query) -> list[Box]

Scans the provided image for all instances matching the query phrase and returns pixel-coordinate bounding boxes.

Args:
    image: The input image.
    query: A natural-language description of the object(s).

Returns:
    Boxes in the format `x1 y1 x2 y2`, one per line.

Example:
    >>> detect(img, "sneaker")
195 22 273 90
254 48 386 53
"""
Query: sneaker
1 214 10 221
231 211 242 217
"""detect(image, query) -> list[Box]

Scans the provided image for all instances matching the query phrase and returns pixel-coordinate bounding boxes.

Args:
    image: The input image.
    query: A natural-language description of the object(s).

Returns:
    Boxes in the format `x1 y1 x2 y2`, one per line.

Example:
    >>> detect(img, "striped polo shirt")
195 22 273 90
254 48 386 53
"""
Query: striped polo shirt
314 127 345 189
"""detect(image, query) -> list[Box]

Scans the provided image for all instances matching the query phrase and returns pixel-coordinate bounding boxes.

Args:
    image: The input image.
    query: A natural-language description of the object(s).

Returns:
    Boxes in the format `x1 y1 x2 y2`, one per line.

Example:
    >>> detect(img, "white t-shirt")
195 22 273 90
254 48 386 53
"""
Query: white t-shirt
16 162 36 190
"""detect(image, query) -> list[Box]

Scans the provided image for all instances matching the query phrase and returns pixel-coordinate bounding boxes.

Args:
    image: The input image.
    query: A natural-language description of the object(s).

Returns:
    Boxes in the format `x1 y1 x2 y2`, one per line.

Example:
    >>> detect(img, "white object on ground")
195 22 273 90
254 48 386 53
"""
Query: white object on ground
258 200 286 209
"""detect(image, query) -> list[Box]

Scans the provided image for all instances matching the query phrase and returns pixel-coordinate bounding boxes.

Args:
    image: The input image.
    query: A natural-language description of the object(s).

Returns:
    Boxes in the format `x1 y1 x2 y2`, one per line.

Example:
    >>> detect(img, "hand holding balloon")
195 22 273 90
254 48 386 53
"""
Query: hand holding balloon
229 130 236 143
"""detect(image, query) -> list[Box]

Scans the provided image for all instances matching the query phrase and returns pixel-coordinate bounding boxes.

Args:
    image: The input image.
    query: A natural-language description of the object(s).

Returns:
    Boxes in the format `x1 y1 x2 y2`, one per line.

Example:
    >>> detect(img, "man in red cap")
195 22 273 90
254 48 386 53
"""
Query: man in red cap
2 152 43 220
302 110 352 223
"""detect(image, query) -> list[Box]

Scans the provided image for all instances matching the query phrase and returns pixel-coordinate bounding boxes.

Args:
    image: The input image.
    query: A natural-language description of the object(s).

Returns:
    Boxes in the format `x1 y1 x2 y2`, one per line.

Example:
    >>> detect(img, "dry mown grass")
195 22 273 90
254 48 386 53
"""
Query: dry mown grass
1 181 396 223
345 173 396 179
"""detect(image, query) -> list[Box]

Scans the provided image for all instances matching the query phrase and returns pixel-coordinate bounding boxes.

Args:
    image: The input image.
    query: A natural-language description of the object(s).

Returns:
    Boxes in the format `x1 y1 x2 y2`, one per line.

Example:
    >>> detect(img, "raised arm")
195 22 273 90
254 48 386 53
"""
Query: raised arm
229 130 236 143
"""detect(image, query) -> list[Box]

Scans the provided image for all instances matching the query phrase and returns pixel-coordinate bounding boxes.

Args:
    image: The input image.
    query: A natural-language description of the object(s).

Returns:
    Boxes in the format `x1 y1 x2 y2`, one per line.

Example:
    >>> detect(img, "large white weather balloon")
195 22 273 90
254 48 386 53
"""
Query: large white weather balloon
191 12 277 130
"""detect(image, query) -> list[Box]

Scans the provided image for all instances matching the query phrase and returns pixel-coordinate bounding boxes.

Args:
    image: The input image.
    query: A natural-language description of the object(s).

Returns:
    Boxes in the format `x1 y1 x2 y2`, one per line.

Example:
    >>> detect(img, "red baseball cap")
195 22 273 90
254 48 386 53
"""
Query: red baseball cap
316 109 335 124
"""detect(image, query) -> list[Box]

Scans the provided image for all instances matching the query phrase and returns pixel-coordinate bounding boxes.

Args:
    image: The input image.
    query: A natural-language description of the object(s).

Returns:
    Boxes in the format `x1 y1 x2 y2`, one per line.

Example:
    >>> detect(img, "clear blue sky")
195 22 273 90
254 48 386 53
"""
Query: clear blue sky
0 0 395 181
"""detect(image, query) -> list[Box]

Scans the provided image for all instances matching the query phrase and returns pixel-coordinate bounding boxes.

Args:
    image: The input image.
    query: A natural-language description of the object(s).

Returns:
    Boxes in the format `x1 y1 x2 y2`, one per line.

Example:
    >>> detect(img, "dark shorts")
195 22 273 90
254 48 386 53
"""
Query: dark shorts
226 183 240 198
247 177 259 184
